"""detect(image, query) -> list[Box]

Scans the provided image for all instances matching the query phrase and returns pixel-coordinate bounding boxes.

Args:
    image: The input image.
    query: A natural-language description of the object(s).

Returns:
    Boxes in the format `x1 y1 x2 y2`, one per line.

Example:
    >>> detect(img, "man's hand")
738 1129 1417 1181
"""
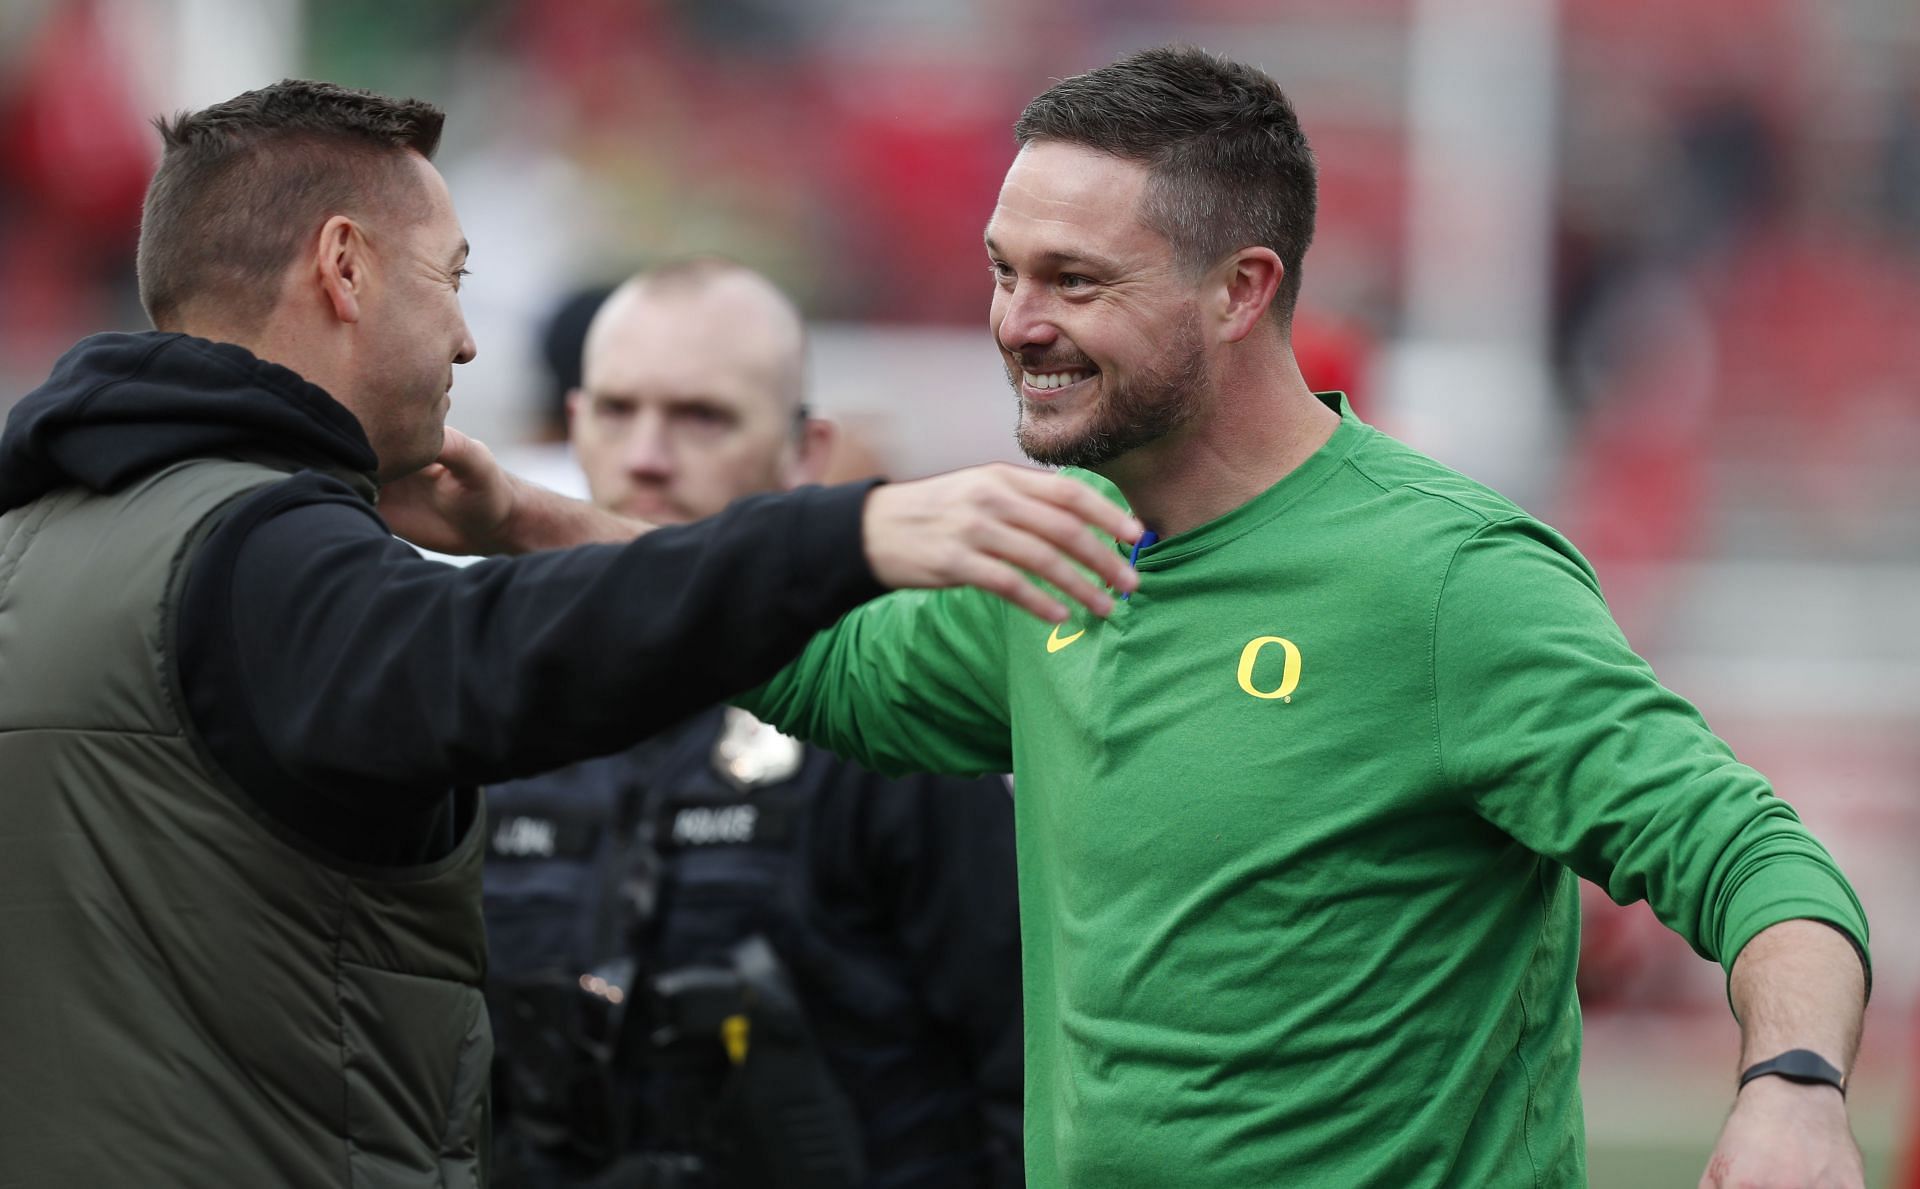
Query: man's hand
1699 1076 1863 1188
377 427 517 555
379 428 647 555
863 464 1144 622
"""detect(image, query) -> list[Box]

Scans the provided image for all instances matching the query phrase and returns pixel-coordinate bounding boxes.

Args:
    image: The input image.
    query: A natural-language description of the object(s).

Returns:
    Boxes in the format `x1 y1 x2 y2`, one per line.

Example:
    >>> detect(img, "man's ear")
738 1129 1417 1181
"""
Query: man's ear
1214 247 1283 344
787 417 838 487
314 214 367 325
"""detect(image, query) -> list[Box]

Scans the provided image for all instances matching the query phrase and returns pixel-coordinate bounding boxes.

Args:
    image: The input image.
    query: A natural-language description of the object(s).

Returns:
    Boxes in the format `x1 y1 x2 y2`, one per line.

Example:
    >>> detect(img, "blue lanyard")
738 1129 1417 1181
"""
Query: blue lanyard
1122 530 1158 600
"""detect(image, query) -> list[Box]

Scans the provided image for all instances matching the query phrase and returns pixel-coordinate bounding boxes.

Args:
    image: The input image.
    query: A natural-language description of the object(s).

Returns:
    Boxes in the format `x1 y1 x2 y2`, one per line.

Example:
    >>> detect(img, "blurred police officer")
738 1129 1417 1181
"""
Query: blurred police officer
485 260 1025 1189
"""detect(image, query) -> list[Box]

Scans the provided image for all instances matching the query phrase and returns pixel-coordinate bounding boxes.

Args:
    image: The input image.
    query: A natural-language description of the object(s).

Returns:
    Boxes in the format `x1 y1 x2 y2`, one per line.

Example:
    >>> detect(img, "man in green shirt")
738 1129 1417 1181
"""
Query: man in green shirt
743 47 1870 1188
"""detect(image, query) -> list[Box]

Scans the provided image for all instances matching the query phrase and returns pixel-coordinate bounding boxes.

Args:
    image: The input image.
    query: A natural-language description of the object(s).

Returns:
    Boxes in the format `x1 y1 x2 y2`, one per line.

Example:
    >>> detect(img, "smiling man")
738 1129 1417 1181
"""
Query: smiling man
742 46 1872 1188
0 82 1139 1187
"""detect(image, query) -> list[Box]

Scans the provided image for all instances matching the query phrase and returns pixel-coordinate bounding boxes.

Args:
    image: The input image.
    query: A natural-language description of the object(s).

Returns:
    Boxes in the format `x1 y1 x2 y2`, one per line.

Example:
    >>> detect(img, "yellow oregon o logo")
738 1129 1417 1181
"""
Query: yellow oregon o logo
1237 636 1302 701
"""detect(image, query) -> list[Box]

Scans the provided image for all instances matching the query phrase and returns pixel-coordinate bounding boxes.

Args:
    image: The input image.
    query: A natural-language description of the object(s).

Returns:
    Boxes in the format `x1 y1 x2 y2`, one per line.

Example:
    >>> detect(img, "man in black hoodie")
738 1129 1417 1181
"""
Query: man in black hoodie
0 81 1138 1188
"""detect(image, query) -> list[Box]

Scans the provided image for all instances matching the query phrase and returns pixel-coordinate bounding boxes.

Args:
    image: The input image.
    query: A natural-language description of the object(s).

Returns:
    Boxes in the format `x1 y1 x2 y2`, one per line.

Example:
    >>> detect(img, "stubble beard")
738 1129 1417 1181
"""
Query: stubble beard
1012 313 1208 470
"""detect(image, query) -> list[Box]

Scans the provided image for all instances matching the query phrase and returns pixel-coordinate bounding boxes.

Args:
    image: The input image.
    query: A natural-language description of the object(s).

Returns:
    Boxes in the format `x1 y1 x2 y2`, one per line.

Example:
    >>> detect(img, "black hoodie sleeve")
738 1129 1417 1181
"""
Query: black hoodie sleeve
179 471 884 857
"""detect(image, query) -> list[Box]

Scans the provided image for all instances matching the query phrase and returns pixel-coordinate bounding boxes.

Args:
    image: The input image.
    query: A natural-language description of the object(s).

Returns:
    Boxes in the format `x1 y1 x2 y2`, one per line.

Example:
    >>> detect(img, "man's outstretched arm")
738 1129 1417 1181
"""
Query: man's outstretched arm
1699 919 1868 1189
1425 523 1871 1188
380 427 1142 619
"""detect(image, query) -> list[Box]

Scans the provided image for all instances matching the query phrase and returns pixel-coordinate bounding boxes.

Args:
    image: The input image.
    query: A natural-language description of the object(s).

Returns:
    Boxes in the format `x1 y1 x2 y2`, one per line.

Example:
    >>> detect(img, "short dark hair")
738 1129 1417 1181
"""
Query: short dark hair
136 79 445 330
1013 46 1317 322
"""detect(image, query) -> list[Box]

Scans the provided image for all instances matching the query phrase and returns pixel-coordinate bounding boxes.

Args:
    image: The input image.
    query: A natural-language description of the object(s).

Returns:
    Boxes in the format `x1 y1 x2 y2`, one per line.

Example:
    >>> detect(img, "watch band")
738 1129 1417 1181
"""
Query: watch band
1738 1049 1847 1097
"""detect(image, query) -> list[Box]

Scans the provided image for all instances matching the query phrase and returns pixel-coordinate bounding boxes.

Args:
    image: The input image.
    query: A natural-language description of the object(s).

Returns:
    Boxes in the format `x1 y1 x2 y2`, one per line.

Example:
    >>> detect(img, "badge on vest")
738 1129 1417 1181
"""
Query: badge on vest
712 707 804 791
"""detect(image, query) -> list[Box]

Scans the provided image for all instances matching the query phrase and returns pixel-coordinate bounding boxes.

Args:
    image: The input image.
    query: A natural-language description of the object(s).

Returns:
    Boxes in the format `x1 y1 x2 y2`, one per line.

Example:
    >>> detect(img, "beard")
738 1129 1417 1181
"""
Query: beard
1011 312 1207 470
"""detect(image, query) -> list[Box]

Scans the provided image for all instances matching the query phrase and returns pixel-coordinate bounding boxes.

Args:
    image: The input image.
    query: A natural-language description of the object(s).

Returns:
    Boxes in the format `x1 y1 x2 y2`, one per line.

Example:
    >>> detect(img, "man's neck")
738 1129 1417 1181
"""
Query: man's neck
177 313 342 400
1096 363 1339 540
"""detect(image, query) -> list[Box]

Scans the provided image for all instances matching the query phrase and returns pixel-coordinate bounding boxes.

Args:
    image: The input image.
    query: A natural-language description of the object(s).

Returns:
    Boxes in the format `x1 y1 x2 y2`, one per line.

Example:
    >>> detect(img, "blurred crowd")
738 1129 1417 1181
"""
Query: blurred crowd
3 0 1918 1156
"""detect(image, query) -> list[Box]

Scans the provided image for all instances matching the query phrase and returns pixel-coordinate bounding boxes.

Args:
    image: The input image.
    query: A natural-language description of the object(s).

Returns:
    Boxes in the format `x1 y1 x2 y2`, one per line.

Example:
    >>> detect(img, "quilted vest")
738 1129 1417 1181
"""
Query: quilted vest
0 457 490 1187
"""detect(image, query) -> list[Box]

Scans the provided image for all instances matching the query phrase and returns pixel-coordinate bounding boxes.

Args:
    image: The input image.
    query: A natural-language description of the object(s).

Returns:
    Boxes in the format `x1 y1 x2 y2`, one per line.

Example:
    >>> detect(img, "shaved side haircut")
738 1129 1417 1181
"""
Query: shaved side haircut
137 79 444 331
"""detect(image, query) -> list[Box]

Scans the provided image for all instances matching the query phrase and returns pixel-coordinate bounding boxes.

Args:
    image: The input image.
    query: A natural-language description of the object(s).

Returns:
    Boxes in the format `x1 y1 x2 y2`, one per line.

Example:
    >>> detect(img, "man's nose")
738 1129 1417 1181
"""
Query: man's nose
995 282 1060 357
623 412 674 478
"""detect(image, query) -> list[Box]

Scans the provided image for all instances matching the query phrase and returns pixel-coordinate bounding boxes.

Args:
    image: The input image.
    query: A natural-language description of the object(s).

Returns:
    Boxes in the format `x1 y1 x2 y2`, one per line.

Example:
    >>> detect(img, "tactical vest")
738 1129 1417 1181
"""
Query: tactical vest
486 709 999 1189
0 457 490 1188
484 710 892 1187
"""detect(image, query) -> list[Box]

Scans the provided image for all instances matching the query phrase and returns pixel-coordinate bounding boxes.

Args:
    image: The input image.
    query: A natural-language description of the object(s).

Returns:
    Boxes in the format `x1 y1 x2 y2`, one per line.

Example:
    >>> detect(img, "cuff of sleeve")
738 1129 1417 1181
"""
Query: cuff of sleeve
1719 859 1872 1006
776 479 889 618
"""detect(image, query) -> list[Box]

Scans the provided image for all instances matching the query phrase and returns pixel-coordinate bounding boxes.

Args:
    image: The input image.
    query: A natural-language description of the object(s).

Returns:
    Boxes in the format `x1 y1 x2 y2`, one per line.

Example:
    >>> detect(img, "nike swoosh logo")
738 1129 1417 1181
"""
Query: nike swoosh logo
1046 625 1085 653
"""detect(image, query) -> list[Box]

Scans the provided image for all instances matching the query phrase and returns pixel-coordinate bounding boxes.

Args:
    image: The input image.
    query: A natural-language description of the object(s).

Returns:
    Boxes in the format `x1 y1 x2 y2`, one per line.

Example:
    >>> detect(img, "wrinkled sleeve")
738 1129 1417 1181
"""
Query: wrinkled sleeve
738 585 1014 778
1431 518 1869 984
181 472 885 813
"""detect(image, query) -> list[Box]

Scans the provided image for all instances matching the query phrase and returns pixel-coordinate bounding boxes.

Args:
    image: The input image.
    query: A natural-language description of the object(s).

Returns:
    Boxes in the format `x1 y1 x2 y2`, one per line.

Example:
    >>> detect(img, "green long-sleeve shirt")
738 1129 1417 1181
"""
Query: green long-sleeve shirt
743 394 1868 1187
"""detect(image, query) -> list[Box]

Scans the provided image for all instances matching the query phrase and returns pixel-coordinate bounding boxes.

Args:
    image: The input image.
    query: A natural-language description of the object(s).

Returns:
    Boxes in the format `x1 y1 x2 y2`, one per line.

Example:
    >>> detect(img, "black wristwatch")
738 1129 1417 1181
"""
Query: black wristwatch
1738 1049 1847 1097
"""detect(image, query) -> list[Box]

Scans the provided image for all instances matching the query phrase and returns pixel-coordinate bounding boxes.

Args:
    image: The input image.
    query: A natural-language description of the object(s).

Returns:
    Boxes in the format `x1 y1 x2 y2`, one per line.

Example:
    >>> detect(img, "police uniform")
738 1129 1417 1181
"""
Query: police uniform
484 706 1024 1189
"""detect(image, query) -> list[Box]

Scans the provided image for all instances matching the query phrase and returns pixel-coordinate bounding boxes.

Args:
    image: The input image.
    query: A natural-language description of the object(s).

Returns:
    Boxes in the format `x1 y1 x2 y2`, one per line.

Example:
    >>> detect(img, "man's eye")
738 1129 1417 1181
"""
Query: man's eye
452 268 472 291
1059 273 1091 290
990 262 1015 284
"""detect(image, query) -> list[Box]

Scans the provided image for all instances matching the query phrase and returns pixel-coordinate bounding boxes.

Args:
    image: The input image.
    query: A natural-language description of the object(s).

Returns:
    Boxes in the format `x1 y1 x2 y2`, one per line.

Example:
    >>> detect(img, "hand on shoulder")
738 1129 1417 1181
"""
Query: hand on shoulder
862 463 1143 622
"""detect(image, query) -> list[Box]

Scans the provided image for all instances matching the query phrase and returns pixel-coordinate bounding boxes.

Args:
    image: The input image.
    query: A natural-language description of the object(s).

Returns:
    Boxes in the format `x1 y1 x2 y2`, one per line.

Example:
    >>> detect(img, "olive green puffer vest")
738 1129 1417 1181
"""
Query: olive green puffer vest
0 457 490 1188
